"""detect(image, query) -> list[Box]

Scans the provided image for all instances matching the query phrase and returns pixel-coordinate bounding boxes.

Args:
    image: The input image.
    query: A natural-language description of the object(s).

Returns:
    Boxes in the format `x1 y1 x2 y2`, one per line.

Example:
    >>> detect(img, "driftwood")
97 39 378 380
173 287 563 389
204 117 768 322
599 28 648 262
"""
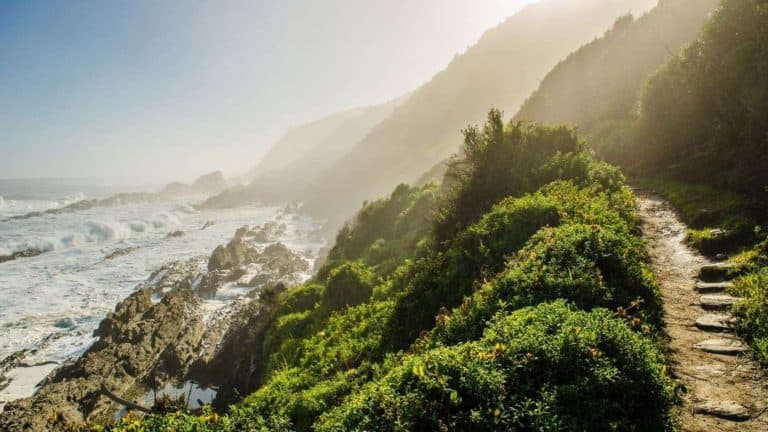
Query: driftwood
100 383 153 414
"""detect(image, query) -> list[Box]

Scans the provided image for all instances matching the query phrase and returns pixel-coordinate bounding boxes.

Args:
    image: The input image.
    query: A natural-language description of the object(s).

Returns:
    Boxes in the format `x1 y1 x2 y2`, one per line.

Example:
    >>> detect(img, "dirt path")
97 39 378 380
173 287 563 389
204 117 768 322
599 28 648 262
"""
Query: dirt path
637 192 768 431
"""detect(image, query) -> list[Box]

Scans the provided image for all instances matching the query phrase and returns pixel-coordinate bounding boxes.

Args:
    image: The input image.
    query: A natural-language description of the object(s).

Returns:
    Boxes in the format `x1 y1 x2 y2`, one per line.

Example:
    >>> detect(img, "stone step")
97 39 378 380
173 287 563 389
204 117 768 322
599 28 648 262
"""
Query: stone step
700 294 740 311
693 400 751 421
695 314 737 332
693 338 746 355
695 281 733 294
699 263 734 282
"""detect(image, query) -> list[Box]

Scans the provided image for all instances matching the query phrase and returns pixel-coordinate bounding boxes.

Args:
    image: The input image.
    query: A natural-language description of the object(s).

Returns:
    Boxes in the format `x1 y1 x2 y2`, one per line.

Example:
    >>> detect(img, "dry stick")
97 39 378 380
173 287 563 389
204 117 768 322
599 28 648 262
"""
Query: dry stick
100 383 153 414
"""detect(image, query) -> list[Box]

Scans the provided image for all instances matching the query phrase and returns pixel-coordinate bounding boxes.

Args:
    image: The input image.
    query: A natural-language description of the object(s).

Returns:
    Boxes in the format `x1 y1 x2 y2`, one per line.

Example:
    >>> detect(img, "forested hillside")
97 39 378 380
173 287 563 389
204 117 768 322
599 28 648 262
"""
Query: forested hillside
514 0 719 164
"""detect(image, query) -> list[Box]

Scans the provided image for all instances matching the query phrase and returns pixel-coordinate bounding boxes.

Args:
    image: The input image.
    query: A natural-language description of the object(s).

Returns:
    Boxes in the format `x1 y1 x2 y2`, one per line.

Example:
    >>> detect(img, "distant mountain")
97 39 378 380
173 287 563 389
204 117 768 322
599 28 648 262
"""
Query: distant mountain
161 171 228 197
202 96 405 208
514 0 719 165
299 0 659 224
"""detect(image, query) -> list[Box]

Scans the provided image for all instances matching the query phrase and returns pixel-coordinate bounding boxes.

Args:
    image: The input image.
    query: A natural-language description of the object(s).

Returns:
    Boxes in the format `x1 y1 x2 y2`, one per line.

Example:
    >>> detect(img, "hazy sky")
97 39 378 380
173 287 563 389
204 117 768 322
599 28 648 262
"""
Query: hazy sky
0 0 537 182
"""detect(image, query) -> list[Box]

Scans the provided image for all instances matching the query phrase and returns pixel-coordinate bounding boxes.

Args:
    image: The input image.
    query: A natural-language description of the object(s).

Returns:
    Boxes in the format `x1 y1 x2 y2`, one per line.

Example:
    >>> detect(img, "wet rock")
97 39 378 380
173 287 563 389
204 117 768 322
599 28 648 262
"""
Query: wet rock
693 338 746 355
247 222 288 243
0 288 205 431
693 400 751 421
196 270 232 299
201 220 216 230
105 247 137 260
208 237 258 272
234 225 250 239
166 230 186 238
190 283 288 406
143 258 203 296
0 247 45 264
700 294 740 311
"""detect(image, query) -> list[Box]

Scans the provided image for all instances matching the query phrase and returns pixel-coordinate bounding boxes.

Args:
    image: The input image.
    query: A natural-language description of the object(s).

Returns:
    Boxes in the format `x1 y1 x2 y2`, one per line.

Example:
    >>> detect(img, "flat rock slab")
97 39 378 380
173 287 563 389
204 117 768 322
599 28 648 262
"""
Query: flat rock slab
694 338 746 355
695 314 737 332
695 281 733 293
699 263 734 281
693 400 751 421
700 294 740 311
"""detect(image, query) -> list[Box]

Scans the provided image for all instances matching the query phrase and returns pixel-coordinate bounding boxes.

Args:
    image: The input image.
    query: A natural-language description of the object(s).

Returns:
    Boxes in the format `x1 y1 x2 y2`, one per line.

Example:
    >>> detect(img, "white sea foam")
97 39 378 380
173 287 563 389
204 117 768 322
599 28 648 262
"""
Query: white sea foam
58 192 87 206
174 203 198 214
0 195 323 409
0 195 5 209
82 219 132 243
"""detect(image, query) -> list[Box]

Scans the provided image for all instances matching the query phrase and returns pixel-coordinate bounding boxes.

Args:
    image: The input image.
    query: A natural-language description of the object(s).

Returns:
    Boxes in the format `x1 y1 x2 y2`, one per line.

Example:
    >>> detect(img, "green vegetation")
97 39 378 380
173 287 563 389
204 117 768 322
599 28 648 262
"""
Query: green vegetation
635 0 768 195
108 113 675 431
515 0 718 167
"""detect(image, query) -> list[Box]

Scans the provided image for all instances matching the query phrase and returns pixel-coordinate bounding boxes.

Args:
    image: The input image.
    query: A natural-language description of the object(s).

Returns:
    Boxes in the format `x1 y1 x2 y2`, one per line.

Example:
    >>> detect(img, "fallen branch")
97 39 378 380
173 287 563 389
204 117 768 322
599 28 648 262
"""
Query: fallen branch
100 383 153 414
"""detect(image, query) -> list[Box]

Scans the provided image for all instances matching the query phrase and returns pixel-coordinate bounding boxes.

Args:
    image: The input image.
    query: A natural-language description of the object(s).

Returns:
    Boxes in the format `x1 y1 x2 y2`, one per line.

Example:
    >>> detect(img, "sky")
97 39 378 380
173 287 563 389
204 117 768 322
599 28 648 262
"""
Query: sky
0 0 536 182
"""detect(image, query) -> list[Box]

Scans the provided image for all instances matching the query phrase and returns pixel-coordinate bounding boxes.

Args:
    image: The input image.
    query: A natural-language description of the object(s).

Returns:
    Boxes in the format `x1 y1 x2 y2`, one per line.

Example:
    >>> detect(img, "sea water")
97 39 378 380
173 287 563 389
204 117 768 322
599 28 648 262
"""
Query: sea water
0 178 323 411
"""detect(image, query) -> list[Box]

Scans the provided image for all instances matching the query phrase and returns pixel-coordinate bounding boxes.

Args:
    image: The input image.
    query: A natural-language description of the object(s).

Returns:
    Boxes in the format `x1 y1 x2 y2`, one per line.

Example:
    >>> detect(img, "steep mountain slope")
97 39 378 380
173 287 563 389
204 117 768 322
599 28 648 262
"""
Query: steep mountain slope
514 0 719 165
301 0 658 222
203 96 404 207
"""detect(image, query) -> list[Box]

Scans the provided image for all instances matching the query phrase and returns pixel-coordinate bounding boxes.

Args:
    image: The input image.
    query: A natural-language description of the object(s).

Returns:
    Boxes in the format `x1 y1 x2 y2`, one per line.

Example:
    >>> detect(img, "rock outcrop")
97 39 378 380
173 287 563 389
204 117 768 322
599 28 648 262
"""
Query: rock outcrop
0 226 313 431
0 289 204 431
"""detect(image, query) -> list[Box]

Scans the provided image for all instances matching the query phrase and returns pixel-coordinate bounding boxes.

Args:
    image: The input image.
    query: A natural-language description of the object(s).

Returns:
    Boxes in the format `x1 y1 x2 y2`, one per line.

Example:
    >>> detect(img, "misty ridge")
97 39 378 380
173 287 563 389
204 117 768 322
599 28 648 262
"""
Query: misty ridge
4 0 768 430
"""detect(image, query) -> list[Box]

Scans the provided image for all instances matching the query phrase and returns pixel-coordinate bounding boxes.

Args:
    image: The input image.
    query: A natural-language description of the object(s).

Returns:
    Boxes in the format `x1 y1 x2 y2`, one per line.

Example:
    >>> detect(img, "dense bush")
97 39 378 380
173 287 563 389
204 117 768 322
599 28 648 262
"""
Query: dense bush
323 262 376 310
316 301 675 432
321 183 437 277
434 110 583 246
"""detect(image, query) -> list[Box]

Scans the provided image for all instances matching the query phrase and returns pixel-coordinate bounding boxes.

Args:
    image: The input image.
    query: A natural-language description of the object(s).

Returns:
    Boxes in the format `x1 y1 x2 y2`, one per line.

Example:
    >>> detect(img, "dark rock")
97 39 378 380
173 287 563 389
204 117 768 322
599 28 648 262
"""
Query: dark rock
714 253 729 262
166 230 185 238
105 247 137 260
201 220 216 230
207 237 258 272
0 247 45 264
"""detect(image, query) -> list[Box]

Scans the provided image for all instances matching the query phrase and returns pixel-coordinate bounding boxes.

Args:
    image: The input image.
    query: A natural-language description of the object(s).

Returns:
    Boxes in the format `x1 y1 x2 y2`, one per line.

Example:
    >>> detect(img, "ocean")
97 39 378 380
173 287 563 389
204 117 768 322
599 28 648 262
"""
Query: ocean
0 178 323 411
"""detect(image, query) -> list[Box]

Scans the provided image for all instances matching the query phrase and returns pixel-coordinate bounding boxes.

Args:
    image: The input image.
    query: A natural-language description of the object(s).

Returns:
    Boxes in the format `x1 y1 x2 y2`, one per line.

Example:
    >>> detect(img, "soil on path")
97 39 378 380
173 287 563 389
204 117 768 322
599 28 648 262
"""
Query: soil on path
638 192 768 431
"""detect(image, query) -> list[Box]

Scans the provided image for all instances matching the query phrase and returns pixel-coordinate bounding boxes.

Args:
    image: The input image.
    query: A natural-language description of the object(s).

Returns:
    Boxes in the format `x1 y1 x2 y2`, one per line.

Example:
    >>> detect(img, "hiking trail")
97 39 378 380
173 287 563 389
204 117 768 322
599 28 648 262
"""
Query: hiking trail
638 192 768 431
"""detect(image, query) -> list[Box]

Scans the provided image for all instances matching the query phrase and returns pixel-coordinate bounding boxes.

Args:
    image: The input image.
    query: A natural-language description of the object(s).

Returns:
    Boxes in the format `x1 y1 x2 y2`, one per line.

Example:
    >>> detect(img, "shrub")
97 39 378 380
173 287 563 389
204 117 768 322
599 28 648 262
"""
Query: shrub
732 267 768 367
316 302 675 432
323 262 376 310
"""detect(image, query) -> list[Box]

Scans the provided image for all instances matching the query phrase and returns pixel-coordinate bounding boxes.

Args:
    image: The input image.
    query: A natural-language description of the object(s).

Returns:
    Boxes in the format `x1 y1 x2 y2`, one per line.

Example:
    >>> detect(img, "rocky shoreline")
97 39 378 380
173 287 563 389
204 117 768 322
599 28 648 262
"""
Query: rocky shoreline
0 220 315 431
